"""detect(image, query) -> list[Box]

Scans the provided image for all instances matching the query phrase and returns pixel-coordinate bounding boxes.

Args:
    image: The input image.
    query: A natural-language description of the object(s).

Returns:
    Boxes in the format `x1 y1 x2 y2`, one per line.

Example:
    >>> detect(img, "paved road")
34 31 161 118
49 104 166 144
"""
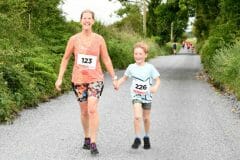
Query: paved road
1 49 240 160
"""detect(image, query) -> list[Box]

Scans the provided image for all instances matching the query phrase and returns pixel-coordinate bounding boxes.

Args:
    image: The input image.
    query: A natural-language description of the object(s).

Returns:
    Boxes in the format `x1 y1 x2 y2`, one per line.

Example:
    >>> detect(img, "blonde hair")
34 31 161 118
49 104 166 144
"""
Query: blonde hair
133 41 149 54
80 9 95 20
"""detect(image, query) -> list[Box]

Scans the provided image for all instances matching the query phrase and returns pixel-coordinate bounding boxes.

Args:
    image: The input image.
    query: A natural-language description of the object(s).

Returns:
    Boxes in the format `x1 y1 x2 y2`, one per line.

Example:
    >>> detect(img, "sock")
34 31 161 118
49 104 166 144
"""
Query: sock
144 133 149 138
135 134 140 139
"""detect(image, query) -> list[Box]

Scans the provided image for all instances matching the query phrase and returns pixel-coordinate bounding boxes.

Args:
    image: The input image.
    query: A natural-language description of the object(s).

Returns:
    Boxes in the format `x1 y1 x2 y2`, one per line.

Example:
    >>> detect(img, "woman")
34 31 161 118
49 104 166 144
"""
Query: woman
55 9 117 155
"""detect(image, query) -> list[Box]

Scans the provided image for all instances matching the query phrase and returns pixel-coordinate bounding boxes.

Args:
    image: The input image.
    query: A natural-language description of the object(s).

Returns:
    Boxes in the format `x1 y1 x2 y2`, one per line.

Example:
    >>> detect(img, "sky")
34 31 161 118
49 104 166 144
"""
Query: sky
60 0 193 31
60 0 122 25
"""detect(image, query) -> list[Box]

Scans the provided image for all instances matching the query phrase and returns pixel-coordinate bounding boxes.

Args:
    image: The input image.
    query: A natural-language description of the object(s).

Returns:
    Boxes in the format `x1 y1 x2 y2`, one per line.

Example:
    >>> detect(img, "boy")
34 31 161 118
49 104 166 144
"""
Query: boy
115 42 160 149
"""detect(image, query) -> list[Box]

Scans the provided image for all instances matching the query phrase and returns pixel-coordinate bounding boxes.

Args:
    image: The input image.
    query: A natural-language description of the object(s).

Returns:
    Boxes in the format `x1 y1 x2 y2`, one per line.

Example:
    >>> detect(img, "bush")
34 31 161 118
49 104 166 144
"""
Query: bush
106 28 165 70
200 23 237 71
108 38 134 69
0 64 39 108
210 40 240 99
0 74 16 122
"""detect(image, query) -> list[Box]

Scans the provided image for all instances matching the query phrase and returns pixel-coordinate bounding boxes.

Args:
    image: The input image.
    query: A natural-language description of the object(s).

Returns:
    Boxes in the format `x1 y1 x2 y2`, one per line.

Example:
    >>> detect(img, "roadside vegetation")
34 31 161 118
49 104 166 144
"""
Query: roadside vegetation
1 0 239 122
193 0 240 99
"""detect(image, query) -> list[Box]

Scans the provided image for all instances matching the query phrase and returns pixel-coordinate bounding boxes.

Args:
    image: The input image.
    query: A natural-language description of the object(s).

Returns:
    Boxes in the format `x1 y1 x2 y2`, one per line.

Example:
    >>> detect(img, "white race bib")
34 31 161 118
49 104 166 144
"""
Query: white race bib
132 79 150 95
77 54 97 69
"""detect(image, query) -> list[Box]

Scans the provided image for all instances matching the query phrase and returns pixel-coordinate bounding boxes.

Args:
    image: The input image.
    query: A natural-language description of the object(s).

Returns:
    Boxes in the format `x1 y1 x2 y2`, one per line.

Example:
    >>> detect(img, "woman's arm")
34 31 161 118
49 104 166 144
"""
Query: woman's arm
55 37 74 91
99 36 116 80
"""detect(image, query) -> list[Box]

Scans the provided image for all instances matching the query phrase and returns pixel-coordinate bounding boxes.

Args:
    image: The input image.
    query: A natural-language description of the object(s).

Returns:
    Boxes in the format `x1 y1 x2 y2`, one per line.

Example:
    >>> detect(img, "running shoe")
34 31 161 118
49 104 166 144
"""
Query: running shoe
83 137 90 150
90 143 99 155
131 137 141 149
143 136 151 149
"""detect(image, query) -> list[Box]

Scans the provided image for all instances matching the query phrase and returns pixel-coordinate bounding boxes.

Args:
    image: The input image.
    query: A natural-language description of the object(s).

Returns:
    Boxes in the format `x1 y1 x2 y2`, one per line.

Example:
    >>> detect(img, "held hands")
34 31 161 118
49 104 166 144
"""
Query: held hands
55 79 62 91
113 80 119 90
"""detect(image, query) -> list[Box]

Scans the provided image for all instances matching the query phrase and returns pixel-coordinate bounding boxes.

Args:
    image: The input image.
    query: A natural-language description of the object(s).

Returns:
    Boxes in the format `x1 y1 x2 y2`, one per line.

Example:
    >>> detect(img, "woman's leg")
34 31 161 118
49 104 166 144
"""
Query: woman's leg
87 97 99 143
79 101 89 138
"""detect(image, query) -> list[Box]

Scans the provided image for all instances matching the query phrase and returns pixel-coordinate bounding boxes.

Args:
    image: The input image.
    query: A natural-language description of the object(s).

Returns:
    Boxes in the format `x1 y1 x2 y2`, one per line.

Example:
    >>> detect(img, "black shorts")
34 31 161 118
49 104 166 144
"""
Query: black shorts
132 99 151 110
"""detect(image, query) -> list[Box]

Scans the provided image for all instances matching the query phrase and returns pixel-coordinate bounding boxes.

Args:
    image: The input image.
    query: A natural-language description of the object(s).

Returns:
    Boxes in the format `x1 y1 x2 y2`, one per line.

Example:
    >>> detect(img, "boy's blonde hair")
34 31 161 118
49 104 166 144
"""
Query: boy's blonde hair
133 42 149 54
80 9 95 20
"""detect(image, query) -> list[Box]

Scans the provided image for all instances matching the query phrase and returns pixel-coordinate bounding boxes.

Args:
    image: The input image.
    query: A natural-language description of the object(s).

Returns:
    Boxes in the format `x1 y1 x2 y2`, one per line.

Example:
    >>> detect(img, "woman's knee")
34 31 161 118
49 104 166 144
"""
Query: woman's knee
88 106 98 117
80 103 88 116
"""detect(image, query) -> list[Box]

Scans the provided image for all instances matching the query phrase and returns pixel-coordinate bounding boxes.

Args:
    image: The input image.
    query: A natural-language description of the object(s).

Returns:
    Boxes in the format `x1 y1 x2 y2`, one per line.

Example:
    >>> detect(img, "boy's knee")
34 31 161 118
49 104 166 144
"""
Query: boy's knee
134 116 142 121
143 117 150 123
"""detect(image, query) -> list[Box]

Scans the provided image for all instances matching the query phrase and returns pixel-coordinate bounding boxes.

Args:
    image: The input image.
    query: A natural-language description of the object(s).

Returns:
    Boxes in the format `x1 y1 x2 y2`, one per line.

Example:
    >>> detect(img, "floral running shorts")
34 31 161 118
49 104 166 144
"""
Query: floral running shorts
72 81 104 102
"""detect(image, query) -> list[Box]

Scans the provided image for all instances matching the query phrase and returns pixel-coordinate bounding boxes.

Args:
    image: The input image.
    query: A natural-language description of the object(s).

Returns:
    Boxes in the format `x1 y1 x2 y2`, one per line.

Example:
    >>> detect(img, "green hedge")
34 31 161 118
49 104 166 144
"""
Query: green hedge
210 40 240 99
200 23 237 70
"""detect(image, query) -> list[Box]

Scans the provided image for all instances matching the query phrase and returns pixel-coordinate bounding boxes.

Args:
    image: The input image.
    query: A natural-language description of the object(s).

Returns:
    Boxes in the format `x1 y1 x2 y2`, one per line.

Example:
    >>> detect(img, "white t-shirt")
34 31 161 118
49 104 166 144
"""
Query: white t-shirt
124 63 160 103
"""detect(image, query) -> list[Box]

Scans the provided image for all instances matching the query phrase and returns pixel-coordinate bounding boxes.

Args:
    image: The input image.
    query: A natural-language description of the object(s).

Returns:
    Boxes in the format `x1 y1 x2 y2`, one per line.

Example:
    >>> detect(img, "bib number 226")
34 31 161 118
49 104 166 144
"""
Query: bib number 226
135 84 147 90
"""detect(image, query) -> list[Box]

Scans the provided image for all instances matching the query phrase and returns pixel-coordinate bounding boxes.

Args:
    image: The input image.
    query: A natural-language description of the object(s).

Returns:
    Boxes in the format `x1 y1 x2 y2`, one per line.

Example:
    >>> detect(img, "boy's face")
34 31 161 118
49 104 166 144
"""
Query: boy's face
134 47 147 65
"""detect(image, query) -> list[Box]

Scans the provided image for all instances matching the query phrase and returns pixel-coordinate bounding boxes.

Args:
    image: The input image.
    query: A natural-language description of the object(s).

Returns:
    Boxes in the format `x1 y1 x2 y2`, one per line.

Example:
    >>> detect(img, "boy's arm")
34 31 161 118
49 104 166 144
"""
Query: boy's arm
150 77 160 94
115 75 128 90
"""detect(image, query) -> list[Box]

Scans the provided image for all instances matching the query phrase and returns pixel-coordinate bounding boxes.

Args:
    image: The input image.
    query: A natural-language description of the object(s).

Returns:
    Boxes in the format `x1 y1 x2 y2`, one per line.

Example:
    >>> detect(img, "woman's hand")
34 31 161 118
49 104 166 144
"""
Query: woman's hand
55 79 62 91
113 80 118 90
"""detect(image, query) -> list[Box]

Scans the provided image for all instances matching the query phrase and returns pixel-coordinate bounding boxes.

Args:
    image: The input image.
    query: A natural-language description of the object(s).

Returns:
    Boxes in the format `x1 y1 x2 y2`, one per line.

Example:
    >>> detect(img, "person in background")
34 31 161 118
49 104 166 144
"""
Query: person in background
55 9 117 155
172 42 177 55
115 41 160 149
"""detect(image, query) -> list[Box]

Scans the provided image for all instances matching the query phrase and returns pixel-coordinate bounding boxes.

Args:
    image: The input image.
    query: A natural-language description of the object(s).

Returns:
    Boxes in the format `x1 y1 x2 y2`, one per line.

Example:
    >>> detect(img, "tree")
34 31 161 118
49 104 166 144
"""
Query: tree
112 2 144 35
110 0 149 36
147 0 161 37
147 0 189 44
193 0 220 42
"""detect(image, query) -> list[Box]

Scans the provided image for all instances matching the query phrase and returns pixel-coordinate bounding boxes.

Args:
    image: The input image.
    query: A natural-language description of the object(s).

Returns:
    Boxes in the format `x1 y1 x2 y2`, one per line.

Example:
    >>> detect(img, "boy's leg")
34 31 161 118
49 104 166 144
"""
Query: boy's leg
133 102 143 137
142 104 151 149
131 102 142 149
143 109 151 135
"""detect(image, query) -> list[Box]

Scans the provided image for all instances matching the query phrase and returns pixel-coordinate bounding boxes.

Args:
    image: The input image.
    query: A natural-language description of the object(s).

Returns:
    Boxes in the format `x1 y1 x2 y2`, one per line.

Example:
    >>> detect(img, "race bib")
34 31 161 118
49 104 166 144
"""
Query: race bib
77 54 97 69
132 79 150 95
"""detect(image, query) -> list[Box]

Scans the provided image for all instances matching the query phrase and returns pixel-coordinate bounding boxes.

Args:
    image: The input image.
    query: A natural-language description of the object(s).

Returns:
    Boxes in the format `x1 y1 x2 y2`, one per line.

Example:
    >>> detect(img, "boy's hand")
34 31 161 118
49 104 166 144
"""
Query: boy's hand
150 86 158 94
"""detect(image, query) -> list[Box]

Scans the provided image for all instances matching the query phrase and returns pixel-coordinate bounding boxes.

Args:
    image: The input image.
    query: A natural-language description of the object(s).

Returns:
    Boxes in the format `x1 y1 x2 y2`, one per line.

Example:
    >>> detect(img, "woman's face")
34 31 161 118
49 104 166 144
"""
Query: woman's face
80 12 95 31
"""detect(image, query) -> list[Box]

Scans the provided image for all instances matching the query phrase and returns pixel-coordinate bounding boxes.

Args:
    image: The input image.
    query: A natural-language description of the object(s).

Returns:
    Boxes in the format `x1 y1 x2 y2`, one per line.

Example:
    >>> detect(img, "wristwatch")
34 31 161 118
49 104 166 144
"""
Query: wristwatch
112 75 118 81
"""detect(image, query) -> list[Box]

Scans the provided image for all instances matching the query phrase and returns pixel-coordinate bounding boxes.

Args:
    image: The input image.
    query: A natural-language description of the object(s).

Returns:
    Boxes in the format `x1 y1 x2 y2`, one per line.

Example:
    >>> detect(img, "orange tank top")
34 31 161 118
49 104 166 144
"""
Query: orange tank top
66 33 112 84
